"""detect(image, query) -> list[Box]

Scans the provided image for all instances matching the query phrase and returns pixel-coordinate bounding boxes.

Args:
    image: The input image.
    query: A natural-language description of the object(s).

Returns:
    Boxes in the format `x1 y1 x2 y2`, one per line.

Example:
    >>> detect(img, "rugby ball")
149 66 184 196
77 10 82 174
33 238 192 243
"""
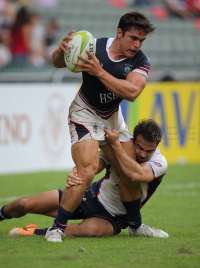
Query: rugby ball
64 30 96 72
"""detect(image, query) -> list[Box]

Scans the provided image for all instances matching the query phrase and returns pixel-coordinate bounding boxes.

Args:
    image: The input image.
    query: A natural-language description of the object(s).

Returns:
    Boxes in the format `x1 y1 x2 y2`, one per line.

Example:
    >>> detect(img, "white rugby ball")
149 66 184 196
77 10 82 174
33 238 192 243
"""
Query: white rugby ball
64 30 96 72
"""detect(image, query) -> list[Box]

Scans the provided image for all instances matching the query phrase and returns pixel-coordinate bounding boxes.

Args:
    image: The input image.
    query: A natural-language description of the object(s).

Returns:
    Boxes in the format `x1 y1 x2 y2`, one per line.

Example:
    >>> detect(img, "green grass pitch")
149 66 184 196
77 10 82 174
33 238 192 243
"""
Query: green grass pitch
0 164 200 268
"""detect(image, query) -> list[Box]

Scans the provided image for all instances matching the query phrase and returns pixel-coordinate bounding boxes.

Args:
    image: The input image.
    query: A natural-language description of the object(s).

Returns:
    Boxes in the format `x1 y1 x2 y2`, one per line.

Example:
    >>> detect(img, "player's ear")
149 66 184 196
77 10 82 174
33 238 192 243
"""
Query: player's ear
117 28 123 39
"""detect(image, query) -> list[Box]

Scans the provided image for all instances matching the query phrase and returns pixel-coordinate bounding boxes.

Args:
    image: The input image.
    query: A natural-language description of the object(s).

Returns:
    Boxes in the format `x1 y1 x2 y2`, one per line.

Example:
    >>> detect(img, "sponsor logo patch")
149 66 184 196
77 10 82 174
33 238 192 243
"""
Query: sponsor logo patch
123 64 133 77
153 161 162 167
92 123 98 134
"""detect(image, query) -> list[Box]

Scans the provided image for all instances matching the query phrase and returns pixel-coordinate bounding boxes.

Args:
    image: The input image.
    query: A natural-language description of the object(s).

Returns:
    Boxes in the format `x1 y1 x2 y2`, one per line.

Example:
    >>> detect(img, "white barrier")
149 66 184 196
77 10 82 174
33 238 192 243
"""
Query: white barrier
0 83 79 174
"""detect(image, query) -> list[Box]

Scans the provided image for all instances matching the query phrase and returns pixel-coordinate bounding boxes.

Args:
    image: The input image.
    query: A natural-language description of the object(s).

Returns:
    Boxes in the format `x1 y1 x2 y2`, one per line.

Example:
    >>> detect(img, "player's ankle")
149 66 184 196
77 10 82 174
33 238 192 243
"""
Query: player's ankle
51 206 74 233
0 206 12 221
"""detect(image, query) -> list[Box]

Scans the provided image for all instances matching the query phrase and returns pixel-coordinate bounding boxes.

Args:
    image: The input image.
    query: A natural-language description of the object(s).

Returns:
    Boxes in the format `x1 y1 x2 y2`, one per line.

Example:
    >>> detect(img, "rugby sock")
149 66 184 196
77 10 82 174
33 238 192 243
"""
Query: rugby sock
49 206 74 233
122 198 142 230
0 206 12 221
34 228 48 235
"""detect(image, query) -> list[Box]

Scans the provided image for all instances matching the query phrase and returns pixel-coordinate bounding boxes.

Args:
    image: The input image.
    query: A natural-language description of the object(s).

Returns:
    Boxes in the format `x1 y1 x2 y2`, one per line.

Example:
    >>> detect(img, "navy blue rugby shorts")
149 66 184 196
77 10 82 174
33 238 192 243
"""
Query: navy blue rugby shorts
58 188 121 235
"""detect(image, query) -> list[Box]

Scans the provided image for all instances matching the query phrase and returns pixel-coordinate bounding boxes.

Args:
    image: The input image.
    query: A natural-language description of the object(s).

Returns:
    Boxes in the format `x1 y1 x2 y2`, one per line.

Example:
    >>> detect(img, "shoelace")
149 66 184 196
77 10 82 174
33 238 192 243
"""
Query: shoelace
141 224 155 236
52 229 65 237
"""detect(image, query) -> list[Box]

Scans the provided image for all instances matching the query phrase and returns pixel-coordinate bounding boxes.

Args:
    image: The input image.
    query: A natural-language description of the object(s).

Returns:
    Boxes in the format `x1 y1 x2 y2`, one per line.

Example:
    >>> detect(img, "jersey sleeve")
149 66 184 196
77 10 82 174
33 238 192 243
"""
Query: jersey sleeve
147 157 168 179
132 57 150 78
98 150 111 167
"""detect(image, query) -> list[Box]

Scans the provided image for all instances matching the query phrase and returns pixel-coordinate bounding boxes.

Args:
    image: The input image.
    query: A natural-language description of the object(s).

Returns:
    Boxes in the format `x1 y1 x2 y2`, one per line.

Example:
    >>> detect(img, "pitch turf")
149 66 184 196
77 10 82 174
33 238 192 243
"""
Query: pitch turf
0 165 200 268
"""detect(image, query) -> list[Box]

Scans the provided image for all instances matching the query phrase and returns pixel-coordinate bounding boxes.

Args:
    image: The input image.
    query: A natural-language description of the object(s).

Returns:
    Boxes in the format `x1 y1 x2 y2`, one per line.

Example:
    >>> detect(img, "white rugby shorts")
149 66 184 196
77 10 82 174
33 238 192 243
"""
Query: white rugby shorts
68 101 132 146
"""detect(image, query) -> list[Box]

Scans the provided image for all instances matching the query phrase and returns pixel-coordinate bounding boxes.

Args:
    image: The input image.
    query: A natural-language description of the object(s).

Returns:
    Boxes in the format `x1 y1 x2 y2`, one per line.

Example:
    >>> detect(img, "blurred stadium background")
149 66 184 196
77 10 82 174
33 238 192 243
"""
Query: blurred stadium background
0 0 200 174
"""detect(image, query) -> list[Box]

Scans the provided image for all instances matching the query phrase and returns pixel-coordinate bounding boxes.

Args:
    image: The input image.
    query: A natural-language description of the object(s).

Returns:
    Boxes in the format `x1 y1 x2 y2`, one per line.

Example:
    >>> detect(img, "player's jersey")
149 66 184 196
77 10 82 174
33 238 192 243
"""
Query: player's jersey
90 148 167 217
75 38 150 119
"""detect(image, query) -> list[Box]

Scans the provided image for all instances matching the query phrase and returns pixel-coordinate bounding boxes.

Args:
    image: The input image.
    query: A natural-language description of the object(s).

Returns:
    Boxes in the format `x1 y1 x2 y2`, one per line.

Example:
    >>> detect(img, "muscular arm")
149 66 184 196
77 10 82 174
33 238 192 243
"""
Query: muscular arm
111 141 154 182
76 51 147 102
98 70 147 102
105 129 154 183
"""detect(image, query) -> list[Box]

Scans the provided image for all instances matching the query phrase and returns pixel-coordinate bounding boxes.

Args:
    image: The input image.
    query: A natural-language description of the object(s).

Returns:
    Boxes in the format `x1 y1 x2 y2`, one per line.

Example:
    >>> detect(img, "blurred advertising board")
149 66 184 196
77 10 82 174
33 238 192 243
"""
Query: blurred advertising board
121 82 200 164
0 83 78 174
1 82 199 174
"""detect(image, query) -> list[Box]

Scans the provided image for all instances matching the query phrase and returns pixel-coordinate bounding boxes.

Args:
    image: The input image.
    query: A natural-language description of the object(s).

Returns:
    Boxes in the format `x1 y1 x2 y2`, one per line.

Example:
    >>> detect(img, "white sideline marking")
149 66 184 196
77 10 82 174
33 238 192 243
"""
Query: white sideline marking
0 196 20 202
162 182 200 190
158 191 199 197
157 182 200 196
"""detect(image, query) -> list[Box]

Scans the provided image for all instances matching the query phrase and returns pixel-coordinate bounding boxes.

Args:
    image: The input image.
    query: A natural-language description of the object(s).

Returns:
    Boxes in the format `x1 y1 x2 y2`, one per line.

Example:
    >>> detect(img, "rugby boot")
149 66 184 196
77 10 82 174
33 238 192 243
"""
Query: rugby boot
9 223 39 237
129 223 169 238
45 229 64 242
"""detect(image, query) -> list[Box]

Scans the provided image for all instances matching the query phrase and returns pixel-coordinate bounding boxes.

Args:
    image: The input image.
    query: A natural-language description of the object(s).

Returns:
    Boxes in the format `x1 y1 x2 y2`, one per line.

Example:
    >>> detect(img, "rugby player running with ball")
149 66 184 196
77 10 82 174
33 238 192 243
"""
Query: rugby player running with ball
45 12 156 242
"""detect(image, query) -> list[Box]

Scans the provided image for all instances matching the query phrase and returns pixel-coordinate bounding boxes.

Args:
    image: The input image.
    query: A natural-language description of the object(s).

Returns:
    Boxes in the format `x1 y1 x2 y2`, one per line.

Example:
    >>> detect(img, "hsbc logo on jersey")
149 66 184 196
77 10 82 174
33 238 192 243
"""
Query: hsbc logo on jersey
99 92 118 103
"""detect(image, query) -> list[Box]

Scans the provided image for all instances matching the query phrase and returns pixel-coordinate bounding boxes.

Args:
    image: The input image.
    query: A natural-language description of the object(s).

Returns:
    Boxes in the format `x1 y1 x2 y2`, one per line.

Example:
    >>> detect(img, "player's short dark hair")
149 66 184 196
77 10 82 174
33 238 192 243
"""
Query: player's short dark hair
118 11 155 36
133 119 163 145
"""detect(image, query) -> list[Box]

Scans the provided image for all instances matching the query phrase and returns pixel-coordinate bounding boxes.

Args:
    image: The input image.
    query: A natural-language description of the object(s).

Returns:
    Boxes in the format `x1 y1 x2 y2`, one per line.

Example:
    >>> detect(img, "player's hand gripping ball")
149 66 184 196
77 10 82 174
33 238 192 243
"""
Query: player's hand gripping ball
64 30 96 72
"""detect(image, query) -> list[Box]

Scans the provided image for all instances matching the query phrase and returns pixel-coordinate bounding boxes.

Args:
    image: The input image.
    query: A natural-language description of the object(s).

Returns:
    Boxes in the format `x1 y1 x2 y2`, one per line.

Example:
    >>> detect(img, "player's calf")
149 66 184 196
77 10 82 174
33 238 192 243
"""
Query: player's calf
71 218 114 237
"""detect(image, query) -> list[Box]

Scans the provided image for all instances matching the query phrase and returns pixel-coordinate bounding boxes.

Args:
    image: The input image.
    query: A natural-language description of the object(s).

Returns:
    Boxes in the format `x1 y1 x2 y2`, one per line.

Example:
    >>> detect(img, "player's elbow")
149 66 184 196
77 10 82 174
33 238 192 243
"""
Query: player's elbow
129 96 136 102
126 91 139 102
129 175 138 182
52 59 62 68
124 92 136 102
124 172 138 182
129 173 153 183
129 172 144 182
128 85 144 102
52 58 59 68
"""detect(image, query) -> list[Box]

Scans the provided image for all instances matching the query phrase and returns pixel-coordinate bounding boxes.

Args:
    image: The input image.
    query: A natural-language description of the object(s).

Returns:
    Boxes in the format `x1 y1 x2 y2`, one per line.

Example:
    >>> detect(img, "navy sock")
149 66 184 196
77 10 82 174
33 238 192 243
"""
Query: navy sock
50 206 74 233
122 198 142 230
34 228 49 236
0 206 12 220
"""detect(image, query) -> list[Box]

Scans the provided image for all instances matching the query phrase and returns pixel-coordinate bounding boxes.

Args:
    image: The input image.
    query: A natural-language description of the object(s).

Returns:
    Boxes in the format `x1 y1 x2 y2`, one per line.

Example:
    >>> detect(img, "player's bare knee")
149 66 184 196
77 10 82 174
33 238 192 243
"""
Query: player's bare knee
85 223 100 237
83 219 113 237
98 221 113 237
80 165 98 187
17 198 27 211
19 197 36 213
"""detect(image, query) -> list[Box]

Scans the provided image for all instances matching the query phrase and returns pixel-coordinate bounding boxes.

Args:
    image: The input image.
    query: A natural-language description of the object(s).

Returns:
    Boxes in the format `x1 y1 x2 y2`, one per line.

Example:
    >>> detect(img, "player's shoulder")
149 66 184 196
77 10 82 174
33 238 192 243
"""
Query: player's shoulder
96 38 109 54
135 50 150 65
147 148 168 178
96 37 109 42
150 148 168 167
96 37 109 44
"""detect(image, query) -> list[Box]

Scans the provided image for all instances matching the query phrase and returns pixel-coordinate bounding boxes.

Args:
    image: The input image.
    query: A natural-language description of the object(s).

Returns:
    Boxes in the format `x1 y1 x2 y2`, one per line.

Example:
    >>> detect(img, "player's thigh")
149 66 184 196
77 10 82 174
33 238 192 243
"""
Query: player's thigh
121 139 135 159
71 139 99 174
101 143 119 169
79 218 114 237
101 140 135 168
21 190 59 217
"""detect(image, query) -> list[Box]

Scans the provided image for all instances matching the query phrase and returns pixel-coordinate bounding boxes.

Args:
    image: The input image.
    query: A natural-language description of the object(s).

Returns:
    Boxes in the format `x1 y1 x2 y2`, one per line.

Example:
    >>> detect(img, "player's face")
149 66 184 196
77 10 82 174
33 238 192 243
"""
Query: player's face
118 27 146 58
134 135 157 163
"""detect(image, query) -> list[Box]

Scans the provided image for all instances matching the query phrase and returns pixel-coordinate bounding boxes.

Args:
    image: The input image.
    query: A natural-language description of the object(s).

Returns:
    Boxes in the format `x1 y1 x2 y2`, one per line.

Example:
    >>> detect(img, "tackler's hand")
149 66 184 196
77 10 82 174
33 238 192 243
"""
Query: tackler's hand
66 168 82 188
105 128 120 145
